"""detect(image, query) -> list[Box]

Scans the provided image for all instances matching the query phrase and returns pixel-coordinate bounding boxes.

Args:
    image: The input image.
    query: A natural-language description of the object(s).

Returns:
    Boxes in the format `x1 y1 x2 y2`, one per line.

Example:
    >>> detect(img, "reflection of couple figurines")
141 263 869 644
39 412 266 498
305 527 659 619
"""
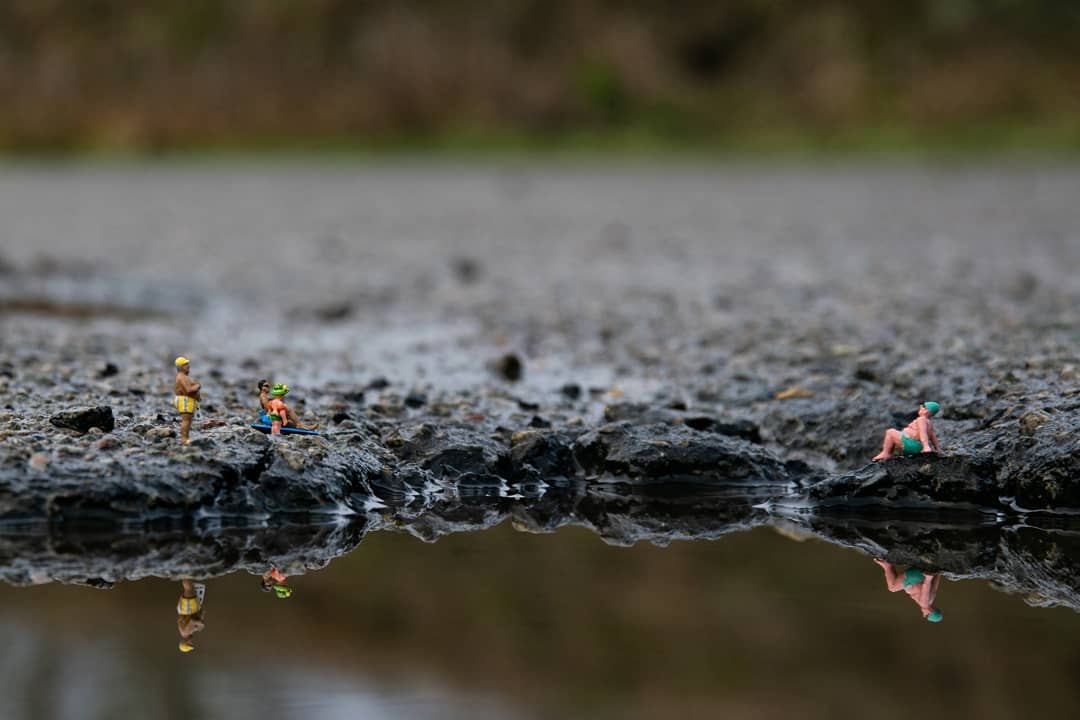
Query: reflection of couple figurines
261 566 293 598
257 379 319 434
875 559 943 622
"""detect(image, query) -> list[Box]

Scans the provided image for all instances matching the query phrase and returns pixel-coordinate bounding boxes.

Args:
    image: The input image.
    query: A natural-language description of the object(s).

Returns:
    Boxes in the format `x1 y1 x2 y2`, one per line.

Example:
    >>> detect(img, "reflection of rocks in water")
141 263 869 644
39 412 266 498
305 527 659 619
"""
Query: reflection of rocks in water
0 522 366 587
778 513 1080 612
2 483 1077 615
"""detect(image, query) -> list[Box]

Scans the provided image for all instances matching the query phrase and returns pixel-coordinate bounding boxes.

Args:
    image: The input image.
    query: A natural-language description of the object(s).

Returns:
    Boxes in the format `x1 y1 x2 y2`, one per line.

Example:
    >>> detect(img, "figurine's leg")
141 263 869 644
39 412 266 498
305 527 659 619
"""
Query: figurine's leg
872 429 902 460
179 413 193 443
270 419 282 435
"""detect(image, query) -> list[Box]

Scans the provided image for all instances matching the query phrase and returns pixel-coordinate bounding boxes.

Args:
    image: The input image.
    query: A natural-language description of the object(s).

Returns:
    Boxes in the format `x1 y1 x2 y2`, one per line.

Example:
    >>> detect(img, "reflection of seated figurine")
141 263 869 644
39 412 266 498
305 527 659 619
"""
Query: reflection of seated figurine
177 579 207 652
874 559 943 622
872 402 941 461
261 567 293 599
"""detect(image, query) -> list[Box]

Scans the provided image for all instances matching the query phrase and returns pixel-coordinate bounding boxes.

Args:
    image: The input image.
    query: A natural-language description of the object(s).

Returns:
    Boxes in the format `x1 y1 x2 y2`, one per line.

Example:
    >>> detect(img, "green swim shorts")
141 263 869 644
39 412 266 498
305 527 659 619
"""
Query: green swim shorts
903 568 926 588
901 434 923 455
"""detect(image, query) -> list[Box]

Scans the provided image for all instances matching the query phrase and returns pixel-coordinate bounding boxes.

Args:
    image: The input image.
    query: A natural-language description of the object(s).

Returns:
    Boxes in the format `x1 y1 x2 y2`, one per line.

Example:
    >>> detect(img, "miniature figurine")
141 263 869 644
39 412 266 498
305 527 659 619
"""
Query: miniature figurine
873 559 943 622
251 380 320 435
257 378 272 420
260 566 293 599
177 578 207 652
173 357 202 444
872 401 940 461
266 383 291 435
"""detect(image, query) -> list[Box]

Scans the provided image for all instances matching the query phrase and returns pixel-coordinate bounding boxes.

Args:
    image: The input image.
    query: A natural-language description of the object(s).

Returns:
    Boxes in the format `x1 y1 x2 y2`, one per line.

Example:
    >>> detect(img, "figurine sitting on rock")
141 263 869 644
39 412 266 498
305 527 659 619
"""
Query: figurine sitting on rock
251 381 320 436
872 401 940 461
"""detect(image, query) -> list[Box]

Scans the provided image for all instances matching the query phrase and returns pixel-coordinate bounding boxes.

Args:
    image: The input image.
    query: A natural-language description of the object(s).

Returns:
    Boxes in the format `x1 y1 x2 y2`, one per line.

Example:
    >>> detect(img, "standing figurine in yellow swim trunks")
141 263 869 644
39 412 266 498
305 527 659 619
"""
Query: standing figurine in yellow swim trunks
173 356 202 444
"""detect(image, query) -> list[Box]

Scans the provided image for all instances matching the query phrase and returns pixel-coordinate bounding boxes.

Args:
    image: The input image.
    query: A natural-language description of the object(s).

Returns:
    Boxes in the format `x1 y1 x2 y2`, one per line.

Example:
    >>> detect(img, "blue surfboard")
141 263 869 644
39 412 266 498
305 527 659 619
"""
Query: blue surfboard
251 413 320 436
250 422 320 436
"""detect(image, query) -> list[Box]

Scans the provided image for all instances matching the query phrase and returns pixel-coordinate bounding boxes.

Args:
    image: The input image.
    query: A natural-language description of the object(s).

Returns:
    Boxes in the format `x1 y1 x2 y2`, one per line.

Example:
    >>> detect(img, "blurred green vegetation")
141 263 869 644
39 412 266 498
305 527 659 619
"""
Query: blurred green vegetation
0 0 1078 155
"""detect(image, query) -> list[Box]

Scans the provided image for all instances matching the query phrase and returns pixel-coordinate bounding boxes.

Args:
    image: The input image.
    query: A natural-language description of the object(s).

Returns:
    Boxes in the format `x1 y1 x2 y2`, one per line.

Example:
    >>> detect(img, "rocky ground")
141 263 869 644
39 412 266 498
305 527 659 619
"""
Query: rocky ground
0 164 1077 596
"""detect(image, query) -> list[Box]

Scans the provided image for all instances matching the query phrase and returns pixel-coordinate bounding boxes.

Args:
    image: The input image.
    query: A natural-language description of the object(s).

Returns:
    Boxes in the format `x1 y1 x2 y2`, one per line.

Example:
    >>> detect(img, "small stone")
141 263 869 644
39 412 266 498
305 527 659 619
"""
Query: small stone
313 302 353 321
560 383 582 400
146 427 176 440
95 436 121 450
49 406 115 434
1019 410 1051 436
366 377 390 391
87 427 103 436
29 452 50 472
405 393 427 409
98 362 120 378
854 366 880 382
492 353 523 382
775 386 813 401
451 256 483 284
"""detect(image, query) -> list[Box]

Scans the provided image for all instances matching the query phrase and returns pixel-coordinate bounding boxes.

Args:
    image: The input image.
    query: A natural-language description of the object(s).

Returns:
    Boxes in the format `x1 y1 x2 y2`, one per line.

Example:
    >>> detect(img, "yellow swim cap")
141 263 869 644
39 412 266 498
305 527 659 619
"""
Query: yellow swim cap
178 641 195 653
175 357 190 367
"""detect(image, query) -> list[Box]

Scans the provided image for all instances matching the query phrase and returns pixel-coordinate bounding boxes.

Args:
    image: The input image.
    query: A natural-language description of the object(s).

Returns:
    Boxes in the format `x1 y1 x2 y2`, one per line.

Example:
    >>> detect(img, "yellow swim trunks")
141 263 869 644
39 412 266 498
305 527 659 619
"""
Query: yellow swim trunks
177 596 202 616
173 395 199 414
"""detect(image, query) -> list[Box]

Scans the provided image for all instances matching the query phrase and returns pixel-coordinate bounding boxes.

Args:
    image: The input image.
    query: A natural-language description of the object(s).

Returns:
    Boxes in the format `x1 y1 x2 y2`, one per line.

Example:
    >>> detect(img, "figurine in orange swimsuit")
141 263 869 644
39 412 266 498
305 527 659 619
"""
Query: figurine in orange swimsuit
267 384 291 435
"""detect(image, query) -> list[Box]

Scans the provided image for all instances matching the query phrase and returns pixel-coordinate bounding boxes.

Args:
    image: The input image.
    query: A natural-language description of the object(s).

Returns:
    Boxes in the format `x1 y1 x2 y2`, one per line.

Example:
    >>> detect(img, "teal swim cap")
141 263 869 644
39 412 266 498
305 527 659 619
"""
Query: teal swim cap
927 609 943 623
923 401 940 416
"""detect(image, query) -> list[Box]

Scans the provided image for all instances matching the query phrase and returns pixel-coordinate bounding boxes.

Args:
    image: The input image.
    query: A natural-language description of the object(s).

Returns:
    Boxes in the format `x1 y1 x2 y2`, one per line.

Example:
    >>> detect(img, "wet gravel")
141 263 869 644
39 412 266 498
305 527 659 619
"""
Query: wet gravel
0 162 1077 519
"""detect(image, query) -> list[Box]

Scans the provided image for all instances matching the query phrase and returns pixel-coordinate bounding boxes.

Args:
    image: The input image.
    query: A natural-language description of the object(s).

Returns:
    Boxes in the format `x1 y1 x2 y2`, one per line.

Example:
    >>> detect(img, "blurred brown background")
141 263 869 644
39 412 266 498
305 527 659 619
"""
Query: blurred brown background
1 0 1078 152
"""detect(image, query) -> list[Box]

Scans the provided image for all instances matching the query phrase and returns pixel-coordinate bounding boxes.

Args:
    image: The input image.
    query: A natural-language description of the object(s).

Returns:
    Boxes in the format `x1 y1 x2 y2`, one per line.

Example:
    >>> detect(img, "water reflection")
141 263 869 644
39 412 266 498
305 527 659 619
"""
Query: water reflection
261 567 294 599
177 579 207 653
873 560 943 622
1 522 1078 719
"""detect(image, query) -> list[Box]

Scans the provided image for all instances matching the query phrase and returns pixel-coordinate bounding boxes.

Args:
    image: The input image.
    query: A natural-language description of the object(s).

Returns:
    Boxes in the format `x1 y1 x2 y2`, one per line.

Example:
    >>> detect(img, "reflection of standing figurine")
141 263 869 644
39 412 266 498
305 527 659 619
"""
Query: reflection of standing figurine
261 567 293 598
177 579 207 652
173 357 202 444
267 383 291 435
872 402 941 461
874 559 943 622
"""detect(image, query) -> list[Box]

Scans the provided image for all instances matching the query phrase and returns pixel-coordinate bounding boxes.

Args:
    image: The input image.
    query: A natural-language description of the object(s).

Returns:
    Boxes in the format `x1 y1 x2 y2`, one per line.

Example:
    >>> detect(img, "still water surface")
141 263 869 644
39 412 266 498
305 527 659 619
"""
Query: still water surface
1 523 1076 720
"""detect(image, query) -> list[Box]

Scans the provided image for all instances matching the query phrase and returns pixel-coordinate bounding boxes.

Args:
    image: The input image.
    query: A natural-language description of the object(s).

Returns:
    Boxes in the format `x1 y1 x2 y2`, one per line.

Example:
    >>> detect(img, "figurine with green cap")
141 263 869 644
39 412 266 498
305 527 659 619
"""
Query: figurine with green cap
267 383 291 435
873 559 944 623
872 401 941 461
